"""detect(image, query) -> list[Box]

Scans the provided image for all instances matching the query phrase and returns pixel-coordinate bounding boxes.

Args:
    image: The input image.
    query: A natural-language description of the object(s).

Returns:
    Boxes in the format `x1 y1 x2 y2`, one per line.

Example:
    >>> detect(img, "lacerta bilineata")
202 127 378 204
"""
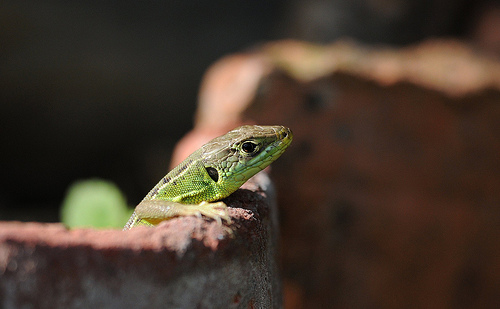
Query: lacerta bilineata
124 125 292 230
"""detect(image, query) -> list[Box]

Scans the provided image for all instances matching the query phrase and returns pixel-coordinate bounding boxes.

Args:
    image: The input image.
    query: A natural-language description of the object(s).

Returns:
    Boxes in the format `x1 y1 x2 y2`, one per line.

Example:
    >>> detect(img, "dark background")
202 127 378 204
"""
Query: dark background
0 0 494 221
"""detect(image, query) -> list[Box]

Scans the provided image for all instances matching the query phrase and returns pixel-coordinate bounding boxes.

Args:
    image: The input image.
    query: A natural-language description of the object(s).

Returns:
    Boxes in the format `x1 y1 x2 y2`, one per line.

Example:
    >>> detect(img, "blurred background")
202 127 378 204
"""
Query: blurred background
1 1 500 308
1 0 497 222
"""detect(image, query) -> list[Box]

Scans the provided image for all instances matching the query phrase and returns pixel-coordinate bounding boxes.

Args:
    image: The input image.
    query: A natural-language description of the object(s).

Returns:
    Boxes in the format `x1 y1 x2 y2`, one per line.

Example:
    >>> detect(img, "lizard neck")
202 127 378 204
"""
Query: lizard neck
143 150 229 204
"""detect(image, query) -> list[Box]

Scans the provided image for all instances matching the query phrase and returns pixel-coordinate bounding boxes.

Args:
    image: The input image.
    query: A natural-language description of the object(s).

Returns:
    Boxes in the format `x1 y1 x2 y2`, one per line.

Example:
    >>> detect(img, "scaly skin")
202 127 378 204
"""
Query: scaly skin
124 125 292 230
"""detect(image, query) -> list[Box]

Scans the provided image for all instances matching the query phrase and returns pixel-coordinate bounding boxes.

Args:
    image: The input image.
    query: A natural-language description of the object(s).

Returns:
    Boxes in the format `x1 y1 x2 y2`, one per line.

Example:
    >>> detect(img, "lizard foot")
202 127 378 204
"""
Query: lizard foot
186 201 232 225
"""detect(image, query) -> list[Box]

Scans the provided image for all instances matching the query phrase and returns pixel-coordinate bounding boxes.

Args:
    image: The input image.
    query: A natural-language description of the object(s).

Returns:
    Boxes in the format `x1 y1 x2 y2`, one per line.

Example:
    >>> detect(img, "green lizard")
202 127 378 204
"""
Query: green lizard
123 125 292 230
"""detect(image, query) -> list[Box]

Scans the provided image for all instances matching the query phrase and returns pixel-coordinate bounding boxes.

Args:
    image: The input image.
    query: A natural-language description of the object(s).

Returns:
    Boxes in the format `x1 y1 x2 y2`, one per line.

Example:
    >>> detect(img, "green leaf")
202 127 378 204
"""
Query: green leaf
60 179 131 229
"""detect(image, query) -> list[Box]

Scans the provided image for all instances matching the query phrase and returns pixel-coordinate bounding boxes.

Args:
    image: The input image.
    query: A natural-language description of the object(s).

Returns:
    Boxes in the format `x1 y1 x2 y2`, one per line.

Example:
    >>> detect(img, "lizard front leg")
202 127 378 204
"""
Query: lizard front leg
123 199 231 230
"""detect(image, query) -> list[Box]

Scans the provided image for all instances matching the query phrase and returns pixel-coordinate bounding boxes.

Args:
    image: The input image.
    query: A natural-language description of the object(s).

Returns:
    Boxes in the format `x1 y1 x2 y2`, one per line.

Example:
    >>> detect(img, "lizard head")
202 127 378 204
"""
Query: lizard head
201 125 293 195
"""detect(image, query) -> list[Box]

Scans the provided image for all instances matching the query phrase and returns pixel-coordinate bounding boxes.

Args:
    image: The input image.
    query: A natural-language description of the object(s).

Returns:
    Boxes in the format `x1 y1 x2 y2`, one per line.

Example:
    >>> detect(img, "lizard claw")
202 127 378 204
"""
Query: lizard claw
188 201 232 225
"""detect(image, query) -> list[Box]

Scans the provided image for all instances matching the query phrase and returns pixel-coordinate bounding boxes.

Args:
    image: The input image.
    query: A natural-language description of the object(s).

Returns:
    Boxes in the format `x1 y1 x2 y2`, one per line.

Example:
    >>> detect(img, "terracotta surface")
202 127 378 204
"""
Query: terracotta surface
194 40 500 308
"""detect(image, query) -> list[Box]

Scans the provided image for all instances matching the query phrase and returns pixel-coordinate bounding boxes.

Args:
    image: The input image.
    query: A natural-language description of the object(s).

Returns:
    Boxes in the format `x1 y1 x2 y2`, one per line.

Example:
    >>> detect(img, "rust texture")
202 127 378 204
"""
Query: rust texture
0 173 282 308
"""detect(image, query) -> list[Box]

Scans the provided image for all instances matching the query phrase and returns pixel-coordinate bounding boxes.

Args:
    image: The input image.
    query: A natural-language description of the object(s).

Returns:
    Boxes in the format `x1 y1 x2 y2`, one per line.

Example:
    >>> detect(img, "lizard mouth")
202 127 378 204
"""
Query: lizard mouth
254 125 293 169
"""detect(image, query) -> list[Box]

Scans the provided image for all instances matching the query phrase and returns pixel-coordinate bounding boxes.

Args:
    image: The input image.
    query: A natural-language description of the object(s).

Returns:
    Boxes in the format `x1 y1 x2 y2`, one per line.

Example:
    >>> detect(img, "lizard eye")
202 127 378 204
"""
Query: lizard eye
241 141 258 154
